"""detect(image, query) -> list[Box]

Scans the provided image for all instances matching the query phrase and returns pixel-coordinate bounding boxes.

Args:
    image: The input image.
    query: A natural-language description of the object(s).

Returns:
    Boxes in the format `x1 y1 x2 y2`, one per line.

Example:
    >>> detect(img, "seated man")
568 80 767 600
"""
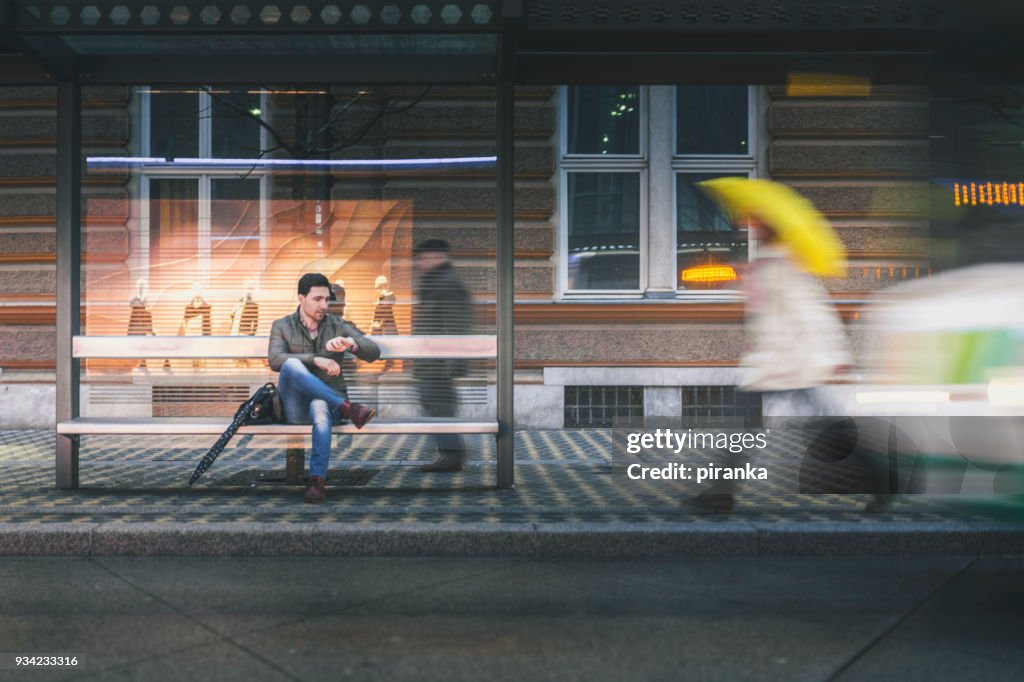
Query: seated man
268 273 380 503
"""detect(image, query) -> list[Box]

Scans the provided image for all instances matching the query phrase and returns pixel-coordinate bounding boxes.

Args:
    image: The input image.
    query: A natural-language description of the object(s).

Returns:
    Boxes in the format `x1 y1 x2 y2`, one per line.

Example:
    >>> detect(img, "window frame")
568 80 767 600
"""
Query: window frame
559 86 648 297
560 85 647 161
556 85 759 301
559 165 649 297
138 88 269 288
672 85 758 298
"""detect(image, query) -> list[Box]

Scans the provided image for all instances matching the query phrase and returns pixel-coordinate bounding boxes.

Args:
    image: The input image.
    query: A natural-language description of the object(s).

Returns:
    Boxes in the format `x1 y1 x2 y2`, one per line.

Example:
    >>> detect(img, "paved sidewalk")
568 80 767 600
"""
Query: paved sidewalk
4 555 1023 681
1 429 1021 556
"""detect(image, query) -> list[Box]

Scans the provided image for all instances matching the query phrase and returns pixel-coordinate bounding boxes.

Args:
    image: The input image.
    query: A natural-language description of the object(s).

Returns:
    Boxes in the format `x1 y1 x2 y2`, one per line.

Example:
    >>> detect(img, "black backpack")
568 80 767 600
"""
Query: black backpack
243 382 283 425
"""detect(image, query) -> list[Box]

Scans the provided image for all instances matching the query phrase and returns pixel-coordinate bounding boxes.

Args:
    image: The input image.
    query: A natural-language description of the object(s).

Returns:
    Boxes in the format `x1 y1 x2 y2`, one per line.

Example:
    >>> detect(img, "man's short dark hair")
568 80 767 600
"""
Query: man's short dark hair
297 273 331 296
413 238 451 256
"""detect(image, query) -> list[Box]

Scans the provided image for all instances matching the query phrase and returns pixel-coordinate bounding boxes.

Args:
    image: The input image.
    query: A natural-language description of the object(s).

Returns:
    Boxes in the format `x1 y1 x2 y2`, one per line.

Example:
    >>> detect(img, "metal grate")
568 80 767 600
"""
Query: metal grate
564 386 643 428
16 1 499 29
681 385 762 425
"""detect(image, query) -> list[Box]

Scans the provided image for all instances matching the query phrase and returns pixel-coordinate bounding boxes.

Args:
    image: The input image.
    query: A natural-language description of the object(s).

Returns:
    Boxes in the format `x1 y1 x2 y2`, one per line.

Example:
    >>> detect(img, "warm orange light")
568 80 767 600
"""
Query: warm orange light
786 72 872 97
680 264 738 283
954 180 1024 207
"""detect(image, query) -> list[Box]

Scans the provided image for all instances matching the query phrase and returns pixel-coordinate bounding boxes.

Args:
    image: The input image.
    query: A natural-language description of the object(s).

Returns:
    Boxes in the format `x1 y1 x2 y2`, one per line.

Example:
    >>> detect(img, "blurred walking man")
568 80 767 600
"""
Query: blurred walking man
412 239 474 472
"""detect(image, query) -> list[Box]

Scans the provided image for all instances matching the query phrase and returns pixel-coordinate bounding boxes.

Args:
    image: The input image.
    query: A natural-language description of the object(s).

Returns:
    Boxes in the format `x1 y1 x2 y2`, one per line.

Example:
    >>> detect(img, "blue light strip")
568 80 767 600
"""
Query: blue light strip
87 155 497 169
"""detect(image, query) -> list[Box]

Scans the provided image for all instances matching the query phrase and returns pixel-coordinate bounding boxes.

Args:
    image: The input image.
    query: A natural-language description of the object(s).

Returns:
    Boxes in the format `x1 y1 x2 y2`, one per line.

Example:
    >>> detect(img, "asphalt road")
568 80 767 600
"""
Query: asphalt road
1 555 1022 681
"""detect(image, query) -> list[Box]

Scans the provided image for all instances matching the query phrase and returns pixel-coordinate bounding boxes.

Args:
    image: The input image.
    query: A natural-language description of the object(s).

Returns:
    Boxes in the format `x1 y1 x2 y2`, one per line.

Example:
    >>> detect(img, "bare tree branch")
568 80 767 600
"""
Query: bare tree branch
201 86 300 158
312 90 366 140
312 87 432 156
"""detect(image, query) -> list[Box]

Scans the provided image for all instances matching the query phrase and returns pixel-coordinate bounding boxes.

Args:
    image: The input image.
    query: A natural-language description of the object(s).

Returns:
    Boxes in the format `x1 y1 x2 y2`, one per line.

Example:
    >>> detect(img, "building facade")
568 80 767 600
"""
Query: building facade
0 78 935 428
4 0 1023 432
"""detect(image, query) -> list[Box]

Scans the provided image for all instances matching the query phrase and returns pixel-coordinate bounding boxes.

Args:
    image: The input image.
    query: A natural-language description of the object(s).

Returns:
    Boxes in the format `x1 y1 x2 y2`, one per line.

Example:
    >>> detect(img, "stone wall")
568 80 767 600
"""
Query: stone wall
768 85 931 292
0 85 130 373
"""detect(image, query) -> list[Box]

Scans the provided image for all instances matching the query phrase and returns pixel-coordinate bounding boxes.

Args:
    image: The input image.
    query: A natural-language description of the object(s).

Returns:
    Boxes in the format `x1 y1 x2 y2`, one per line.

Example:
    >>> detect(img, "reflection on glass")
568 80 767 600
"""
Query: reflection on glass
568 172 640 290
211 92 263 159
211 179 262 302
677 173 747 290
211 178 260 242
84 83 501 374
150 90 198 159
149 178 198 268
676 86 748 155
567 86 640 155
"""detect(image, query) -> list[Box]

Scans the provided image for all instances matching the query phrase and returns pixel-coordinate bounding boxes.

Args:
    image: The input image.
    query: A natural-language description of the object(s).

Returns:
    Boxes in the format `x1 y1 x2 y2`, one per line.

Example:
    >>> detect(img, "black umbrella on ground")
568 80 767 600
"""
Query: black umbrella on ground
187 383 279 486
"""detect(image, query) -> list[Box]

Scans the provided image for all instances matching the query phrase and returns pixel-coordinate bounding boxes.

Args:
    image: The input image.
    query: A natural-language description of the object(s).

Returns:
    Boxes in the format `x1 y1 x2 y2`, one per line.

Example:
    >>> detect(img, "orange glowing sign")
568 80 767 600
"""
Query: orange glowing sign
680 264 738 284
953 181 1024 207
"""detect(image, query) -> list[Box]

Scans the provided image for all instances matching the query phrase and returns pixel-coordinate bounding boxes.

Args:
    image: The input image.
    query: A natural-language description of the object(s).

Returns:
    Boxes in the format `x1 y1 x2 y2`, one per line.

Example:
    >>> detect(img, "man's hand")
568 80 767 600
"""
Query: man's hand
325 336 356 353
313 356 341 377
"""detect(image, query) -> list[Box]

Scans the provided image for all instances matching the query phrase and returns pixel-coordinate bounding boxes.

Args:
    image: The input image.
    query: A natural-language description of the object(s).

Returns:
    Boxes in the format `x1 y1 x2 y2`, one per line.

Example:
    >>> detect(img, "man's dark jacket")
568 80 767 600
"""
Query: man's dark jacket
413 260 474 379
268 309 380 396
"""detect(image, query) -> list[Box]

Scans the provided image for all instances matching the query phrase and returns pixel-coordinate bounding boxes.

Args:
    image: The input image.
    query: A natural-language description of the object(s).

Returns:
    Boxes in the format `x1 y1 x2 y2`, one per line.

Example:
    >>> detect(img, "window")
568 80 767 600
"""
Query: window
681 385 763 426
560 85 758 297
564 386 645 428
140 88 267 287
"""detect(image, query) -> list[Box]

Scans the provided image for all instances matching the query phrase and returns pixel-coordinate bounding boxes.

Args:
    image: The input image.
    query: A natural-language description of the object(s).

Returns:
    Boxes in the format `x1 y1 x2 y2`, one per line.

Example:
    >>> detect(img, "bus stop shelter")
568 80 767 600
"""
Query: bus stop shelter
0 0 1020 490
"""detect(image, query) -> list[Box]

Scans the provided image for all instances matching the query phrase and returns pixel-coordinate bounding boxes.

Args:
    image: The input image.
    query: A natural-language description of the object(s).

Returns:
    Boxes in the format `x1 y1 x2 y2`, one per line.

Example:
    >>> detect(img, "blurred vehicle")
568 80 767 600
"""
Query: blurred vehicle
853 264 1024 498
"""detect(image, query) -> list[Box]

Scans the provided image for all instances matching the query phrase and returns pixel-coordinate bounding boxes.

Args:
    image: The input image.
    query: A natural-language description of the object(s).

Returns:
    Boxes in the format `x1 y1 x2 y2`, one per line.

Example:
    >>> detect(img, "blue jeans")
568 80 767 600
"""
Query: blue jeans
277 357 346 479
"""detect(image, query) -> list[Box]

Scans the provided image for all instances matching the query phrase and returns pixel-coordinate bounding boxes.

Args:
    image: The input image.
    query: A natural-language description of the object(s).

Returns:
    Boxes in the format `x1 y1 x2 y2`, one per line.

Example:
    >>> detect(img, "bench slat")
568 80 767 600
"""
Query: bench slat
72 335 497 359
58 417 499 436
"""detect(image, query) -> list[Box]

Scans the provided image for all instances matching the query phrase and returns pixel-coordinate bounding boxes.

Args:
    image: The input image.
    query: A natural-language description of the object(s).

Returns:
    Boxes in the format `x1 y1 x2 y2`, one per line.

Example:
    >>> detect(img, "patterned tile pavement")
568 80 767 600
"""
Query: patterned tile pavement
0 429 1017 526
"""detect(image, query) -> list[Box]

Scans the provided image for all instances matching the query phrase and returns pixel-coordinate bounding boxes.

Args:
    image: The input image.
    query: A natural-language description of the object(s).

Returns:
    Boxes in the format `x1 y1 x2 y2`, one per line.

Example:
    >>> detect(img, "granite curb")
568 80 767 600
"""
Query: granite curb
1 520 1022 557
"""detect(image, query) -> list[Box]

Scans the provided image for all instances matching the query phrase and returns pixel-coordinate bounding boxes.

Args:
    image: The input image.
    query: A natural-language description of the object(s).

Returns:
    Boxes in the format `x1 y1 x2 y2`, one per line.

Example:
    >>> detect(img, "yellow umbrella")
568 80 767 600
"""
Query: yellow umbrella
699 177 846 277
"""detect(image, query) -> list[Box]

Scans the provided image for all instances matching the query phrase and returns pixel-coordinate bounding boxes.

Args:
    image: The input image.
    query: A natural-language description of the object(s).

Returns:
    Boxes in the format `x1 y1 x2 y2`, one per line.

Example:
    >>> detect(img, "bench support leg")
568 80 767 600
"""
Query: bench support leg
285 436 305 485
56 434 79 490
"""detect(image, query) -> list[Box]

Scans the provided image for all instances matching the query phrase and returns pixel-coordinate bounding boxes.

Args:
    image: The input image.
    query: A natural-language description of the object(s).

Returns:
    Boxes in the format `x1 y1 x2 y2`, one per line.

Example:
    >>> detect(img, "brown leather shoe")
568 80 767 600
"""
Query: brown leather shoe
341 401 376 429
303 476 325 503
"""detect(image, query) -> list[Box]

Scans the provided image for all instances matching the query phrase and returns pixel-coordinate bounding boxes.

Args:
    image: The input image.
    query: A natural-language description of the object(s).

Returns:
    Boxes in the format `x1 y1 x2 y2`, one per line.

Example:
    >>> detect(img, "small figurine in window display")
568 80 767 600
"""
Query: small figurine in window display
178 283 212 369
230 280 260 366
371 274 399 372
127 278 155 369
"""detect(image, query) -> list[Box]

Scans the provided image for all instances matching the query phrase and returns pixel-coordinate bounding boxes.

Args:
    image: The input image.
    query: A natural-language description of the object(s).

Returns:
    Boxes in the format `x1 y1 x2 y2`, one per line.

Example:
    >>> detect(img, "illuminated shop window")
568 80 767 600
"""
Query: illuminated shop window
140 87 267 288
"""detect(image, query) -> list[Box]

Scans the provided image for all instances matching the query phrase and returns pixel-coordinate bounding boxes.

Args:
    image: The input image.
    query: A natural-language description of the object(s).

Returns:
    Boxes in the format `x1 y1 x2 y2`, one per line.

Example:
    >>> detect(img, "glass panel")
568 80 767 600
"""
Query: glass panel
566 86 640 155
149 178 199 278
149 90 198 158
676 86 748 155
676 173 747 290
83 84 497 431
211 178 260 258
211 92 263 159
567 172 640 290
211 178 261 335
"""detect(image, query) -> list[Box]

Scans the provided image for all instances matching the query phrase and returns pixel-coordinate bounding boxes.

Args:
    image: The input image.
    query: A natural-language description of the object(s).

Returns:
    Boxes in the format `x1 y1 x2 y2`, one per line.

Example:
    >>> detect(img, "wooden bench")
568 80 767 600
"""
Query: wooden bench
57 334 498 488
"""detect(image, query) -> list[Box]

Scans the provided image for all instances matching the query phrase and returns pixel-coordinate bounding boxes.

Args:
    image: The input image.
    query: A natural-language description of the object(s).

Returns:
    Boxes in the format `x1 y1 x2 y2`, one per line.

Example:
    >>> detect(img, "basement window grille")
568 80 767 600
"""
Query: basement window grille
564 386 644 428
681 385 762 425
